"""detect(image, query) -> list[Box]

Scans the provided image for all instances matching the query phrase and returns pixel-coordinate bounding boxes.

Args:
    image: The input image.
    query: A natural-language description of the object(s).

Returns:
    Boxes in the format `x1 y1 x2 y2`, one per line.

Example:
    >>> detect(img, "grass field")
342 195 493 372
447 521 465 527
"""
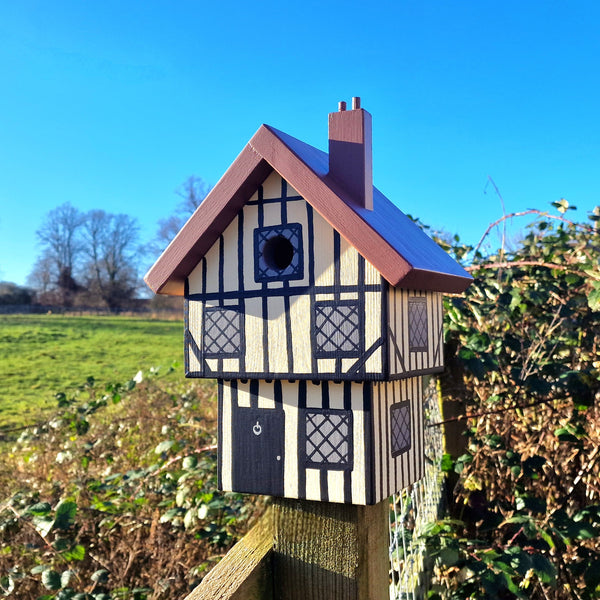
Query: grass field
0 313 184 429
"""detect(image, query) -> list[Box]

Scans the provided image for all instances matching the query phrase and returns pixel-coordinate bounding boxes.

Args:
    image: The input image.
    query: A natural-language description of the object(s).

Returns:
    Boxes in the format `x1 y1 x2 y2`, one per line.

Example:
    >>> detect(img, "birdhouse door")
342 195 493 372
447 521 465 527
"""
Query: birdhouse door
232 407 285 496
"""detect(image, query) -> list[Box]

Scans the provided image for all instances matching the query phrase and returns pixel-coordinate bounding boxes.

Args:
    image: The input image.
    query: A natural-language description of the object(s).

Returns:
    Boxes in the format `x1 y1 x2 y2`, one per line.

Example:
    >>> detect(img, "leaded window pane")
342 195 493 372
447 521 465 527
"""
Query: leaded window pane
204 306 242 358
390 401 411 457
305 410 353 469
314 301 360 358
408 297 428 352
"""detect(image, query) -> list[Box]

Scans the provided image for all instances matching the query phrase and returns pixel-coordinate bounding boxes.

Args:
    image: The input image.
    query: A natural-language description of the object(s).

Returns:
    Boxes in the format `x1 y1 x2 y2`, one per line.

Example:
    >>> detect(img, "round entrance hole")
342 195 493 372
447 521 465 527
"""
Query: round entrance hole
263 235 294 271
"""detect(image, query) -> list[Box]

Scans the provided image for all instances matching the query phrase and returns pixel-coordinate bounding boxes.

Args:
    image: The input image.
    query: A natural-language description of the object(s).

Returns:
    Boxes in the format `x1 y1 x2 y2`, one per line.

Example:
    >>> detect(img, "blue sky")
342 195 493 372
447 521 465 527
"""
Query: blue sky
1 1 599 287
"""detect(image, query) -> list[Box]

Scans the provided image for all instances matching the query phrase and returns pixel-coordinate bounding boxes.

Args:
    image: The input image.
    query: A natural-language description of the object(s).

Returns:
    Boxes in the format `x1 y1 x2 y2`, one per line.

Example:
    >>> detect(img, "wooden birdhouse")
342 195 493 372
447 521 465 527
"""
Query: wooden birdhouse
145 98 472 505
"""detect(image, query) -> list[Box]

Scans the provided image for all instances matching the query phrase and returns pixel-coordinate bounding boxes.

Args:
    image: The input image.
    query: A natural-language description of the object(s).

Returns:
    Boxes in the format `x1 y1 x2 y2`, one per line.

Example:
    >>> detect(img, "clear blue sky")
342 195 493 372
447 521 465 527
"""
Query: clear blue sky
1 0 599 287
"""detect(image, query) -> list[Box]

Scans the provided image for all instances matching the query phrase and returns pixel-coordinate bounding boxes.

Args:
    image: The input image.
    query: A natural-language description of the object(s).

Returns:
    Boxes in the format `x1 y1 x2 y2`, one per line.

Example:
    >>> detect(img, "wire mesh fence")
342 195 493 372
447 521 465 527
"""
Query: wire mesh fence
389 376 446 600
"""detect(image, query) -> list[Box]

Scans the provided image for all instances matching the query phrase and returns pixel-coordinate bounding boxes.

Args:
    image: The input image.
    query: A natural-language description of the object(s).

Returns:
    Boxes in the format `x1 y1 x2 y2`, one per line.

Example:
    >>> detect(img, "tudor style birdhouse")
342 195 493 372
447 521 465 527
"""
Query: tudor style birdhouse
146 98 472 505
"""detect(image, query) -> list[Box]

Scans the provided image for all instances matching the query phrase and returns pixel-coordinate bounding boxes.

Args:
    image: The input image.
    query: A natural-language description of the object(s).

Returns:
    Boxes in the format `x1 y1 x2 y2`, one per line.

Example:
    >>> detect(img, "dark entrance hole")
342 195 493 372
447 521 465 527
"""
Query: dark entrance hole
263 235 294 271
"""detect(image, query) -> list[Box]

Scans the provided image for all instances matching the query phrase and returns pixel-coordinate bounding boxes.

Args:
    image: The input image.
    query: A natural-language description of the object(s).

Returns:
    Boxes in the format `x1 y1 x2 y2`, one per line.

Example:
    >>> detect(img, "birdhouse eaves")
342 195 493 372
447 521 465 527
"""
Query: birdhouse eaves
145 124 472 296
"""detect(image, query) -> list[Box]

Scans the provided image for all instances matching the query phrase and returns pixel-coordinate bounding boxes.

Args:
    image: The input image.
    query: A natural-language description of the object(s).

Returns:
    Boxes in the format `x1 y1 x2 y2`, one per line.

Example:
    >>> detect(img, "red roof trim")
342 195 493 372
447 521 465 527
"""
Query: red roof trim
144 144 272 295
145 124 472 296
249 126 413 287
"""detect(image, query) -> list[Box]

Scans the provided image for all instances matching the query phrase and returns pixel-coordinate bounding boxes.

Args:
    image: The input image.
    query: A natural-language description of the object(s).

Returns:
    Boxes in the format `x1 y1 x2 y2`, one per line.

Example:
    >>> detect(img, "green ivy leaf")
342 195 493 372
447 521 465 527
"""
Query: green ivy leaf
33 515 55 538
0 574 15 594
63 544 86 561
183 508 197 530
440 453 454 473
154 440 175 455
54 500 77 531
91 569 109 583
41 569 62 591
554 427 580 444
584 559 600 589
60 569 74 588
438 547 461 566
31 565 50 575
454 453 472 474
182 455 198 470
28 502 52 516
587 282 600 312
458 347 475 360
530 553 557 585
421 521 444 537
573 523 596 540
466 332 491 352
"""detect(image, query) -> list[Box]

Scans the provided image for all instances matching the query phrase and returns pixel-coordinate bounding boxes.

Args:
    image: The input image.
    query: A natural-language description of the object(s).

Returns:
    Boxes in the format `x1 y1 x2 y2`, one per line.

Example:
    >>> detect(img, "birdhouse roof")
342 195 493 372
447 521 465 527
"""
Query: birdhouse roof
145 123 473 296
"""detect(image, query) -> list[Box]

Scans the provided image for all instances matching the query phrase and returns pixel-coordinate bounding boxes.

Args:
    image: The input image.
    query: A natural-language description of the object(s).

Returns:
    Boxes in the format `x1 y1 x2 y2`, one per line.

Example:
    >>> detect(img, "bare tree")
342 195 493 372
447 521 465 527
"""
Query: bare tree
33 203 85 306
154 176 211 253
30 204 143 311
27 255 54 296
81 210 141 312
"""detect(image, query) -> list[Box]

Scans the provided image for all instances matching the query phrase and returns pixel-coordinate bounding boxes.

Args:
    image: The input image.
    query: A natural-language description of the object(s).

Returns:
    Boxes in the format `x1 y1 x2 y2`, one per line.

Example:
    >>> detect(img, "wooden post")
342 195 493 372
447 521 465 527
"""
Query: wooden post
184 508 274 600
185 499 389 600
271 498 389 600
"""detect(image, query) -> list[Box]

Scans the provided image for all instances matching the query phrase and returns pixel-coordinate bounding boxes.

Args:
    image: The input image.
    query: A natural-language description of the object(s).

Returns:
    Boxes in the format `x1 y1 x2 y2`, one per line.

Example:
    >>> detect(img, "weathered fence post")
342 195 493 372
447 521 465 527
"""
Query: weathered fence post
272 498 388 600
145 99 472 600
185 499 388 600
184 508 274 600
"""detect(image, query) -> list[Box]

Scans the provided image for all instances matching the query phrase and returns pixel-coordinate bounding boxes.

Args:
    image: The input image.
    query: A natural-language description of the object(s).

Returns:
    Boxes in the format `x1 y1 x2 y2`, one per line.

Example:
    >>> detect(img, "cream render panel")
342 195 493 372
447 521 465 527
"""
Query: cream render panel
387 288 444 379
217 379 371 505
216 376 427 505
371 377 424 504
185 173 387 381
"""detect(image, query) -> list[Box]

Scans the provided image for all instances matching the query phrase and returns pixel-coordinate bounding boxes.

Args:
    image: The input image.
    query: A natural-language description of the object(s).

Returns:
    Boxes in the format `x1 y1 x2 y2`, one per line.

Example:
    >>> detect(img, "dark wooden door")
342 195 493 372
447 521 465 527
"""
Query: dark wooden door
232 407 285 496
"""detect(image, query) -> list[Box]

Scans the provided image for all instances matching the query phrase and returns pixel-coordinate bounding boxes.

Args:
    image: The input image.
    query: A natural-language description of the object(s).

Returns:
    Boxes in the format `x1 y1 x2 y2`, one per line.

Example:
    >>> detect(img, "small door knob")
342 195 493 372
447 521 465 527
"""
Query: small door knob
253 421 262 436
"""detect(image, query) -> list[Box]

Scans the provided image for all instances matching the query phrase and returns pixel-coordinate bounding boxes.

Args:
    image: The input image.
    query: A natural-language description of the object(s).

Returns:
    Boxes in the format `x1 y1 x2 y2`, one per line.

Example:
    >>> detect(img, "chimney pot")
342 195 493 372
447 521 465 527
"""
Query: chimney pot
352 96 361 110
338 101 347 112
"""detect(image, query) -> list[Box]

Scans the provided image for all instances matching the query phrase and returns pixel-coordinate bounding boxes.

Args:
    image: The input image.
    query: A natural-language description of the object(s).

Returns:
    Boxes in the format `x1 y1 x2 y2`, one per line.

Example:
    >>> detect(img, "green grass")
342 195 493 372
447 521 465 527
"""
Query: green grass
0 313 184 429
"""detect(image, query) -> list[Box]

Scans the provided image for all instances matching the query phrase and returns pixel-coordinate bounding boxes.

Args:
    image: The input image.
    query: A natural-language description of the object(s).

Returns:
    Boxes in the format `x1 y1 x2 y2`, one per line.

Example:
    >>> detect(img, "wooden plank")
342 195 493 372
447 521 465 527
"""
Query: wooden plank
184 508 274 600
271 497 389 600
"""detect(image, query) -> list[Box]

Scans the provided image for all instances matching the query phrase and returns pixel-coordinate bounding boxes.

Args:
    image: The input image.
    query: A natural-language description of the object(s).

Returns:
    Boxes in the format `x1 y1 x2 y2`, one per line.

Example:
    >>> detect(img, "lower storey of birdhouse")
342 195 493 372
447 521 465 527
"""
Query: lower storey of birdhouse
216 376 426 505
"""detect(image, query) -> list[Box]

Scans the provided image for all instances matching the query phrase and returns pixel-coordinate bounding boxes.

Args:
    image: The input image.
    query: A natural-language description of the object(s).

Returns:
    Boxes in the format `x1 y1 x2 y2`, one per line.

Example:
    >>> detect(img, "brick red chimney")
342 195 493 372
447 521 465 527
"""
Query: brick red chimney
328 97 373 210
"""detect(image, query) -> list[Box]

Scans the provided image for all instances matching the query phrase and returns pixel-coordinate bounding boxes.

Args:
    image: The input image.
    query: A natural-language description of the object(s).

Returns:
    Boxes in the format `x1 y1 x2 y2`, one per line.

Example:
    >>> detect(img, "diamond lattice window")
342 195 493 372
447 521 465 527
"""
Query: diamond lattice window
203 306 242 358
314 301 360 358
408 297 428 352
305 410 353 470
390 401 411 457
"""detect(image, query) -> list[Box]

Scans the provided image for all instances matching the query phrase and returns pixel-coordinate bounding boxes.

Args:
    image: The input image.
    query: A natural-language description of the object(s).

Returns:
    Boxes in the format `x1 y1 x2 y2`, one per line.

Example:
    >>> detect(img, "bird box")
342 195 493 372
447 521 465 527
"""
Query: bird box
145 98 472 505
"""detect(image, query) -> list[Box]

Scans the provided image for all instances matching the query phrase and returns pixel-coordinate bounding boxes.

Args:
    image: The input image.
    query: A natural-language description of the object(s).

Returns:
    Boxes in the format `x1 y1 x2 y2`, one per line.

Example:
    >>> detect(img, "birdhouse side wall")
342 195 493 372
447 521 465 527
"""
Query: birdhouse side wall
218 378 373 505
185 172 386 381
387 288 444 379
371 377 425 504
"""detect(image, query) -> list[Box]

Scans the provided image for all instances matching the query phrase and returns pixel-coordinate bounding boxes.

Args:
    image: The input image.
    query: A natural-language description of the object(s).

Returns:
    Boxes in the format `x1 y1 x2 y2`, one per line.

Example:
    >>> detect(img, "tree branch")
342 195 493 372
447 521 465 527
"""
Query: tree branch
473 209 597 257
465 260 592 279
427 396 559 428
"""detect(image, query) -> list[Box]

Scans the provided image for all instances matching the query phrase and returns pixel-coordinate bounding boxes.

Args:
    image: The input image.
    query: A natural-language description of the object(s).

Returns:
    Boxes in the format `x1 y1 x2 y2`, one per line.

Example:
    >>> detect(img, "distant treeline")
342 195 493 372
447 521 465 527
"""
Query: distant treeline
0 281 183 315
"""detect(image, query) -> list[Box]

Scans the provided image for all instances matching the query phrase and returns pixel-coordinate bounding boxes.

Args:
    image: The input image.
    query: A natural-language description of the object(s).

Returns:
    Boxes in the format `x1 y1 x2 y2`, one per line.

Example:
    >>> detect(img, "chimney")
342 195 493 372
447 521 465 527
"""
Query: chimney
328 96 373 210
